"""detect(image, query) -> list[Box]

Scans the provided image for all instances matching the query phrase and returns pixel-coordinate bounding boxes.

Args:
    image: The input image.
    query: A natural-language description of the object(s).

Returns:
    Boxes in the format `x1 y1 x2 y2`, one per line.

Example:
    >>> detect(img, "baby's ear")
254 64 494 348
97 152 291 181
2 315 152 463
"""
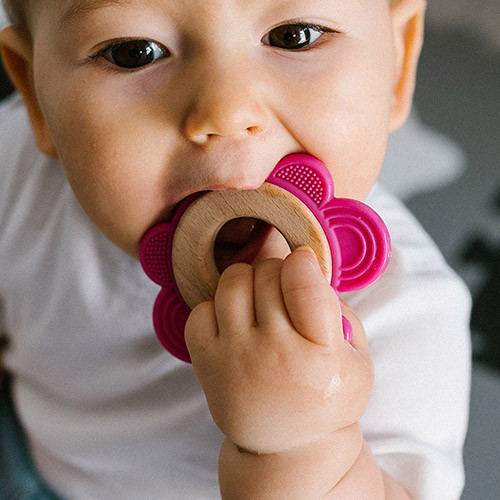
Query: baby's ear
389 0 426 132
0 26 58 158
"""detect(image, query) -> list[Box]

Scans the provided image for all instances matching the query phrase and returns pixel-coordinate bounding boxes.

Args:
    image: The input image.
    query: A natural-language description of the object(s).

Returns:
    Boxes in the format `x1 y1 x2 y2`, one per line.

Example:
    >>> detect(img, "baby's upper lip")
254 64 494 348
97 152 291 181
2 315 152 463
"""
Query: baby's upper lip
167 145 288 204
167 182 264 221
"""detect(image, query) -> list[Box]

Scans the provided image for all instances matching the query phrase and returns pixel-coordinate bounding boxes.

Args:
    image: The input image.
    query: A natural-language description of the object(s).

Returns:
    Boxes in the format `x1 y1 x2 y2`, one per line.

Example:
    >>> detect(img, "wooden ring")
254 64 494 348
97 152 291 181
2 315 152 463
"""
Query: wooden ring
171 182 332 309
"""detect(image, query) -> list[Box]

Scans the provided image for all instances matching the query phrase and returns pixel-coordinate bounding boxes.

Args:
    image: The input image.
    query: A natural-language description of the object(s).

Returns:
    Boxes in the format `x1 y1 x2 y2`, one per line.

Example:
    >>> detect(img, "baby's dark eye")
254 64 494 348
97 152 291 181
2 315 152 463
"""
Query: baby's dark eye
262 24 325 51
102 39 168 69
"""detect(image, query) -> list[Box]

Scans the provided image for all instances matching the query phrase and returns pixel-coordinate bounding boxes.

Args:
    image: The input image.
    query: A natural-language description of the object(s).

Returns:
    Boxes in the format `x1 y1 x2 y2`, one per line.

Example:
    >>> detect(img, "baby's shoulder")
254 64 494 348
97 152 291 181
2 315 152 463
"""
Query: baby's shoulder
0 95 68 251
0 94 42 193
0 93 43 168
0 93 32 150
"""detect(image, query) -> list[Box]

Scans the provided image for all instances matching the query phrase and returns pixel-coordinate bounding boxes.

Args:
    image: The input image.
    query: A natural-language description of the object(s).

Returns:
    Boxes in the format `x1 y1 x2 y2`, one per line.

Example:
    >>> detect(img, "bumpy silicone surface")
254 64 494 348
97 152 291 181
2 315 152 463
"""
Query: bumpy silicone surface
140 154 391 362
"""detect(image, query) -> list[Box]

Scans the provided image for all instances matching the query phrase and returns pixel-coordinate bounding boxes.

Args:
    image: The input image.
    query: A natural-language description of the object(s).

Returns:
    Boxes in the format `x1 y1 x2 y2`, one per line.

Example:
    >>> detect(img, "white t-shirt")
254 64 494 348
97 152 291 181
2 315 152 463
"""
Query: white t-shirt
0 94 471 499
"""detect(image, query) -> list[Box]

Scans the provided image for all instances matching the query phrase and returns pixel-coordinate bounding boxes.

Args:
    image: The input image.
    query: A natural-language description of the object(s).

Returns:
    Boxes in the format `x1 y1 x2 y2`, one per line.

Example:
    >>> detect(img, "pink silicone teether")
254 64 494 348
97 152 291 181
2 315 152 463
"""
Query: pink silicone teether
140 154 391 362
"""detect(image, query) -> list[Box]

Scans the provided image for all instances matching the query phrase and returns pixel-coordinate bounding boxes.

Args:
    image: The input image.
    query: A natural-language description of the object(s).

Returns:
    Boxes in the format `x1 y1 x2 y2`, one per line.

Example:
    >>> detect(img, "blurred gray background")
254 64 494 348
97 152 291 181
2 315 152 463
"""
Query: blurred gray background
0 2 499 498
381 2 500 498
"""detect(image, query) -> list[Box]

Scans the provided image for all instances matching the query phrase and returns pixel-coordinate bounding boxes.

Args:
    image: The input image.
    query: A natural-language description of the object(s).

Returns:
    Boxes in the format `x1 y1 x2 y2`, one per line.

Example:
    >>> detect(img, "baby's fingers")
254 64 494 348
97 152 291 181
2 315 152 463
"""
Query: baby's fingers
281 247 342 347
185 301 218 359
185 301 221 381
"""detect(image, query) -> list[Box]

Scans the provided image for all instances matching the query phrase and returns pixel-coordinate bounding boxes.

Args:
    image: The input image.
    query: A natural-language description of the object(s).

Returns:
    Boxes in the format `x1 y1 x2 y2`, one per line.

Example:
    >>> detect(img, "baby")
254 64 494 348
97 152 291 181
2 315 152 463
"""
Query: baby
0 0 471 498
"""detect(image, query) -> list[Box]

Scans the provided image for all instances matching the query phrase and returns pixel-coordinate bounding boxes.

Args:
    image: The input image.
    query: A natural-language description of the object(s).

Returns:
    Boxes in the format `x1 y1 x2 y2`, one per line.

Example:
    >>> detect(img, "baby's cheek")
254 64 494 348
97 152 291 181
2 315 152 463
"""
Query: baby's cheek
60 167 153 256
61 157 168 256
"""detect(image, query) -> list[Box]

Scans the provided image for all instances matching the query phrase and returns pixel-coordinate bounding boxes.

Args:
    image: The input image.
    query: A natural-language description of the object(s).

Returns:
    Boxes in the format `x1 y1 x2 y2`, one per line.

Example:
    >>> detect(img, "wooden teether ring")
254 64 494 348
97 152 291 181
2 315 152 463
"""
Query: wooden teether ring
172 183 332 309
140 153 391 362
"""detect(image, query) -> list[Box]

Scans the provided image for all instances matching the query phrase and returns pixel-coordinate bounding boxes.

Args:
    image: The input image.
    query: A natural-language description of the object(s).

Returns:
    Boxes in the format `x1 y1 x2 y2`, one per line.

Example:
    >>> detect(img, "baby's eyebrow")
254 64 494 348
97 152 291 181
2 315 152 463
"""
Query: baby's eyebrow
59 0 130 27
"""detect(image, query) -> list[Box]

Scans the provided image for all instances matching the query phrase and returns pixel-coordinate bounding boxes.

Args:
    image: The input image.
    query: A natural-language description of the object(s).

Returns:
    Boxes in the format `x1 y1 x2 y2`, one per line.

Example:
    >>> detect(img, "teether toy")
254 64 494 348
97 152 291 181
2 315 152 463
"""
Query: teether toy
140 153 391 362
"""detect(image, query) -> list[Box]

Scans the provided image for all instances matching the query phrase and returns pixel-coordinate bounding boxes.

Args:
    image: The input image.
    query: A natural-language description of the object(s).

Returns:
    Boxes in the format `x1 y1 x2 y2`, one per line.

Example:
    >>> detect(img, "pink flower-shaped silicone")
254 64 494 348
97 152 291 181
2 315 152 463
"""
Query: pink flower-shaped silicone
140 154 391 362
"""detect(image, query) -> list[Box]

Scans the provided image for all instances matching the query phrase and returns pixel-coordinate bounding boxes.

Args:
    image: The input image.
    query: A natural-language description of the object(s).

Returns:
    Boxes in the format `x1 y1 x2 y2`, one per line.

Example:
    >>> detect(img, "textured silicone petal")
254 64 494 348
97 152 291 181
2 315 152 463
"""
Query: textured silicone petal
269 154 333 207
153 287 191 363
140 223 172 286
323 200 391 292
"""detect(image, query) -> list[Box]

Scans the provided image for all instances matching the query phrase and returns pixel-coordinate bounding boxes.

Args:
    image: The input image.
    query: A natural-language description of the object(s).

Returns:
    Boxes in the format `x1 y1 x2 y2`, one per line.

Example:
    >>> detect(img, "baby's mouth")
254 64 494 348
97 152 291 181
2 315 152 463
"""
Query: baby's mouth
214 218 290 273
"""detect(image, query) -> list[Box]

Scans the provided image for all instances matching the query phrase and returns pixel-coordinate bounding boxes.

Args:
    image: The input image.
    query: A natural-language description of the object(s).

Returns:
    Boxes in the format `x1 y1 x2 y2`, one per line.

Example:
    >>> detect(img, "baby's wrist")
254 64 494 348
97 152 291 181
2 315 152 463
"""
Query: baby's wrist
219 423 363 499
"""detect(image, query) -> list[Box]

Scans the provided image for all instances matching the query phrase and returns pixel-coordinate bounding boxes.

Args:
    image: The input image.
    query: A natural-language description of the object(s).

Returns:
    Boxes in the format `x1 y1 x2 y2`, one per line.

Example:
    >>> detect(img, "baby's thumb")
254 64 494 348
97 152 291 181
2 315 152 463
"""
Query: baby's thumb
281 247 343 347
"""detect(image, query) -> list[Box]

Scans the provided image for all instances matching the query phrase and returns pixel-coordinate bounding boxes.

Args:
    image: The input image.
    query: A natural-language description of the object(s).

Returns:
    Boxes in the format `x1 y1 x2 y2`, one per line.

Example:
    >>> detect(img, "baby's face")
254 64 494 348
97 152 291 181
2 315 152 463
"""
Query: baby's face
29 0 398 257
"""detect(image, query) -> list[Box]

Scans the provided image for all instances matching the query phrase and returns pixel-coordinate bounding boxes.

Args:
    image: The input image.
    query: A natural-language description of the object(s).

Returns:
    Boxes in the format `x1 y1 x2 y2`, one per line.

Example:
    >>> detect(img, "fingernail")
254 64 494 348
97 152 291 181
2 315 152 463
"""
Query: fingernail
294 246 321 272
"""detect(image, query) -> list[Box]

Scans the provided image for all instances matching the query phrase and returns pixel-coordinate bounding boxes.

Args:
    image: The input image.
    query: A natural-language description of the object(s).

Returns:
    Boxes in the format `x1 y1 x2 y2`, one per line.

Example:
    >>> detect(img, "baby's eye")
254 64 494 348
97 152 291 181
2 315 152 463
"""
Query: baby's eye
101 39 169 69
262 24 329 51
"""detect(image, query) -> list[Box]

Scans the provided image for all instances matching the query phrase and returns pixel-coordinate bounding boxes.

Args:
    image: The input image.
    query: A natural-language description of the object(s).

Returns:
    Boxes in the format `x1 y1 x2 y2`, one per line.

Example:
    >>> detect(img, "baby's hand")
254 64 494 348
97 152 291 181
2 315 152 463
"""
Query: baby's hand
185 247 374 454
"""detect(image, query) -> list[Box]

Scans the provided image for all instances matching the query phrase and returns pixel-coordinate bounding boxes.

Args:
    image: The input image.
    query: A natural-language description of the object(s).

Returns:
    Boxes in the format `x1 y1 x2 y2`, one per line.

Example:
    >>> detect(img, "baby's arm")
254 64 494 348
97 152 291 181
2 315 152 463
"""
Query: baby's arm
186 248 411 498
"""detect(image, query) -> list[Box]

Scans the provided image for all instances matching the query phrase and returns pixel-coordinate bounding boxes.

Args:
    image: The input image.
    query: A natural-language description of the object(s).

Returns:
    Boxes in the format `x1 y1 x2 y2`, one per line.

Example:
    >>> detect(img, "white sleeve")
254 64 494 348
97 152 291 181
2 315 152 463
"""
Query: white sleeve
346 186 472 500
0 95 34 233
0 96 24 352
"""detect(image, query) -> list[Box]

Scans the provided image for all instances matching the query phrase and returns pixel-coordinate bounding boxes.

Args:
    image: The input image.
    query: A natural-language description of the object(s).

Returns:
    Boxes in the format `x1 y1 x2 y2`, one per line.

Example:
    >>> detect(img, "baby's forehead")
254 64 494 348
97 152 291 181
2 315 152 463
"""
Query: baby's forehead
59 0 130 18
58 0 392 15
22 0 393 40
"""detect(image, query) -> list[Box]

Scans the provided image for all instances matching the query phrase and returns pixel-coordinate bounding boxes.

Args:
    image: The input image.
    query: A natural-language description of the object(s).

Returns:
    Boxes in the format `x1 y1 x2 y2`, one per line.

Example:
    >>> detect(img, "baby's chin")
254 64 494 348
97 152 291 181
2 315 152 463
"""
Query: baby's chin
214 218 291 272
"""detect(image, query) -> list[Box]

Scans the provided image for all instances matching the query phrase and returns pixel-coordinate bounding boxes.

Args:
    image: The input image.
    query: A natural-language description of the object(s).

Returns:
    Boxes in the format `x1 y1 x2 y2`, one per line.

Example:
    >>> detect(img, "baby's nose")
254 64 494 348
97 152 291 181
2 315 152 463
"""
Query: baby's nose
182 59 270 145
